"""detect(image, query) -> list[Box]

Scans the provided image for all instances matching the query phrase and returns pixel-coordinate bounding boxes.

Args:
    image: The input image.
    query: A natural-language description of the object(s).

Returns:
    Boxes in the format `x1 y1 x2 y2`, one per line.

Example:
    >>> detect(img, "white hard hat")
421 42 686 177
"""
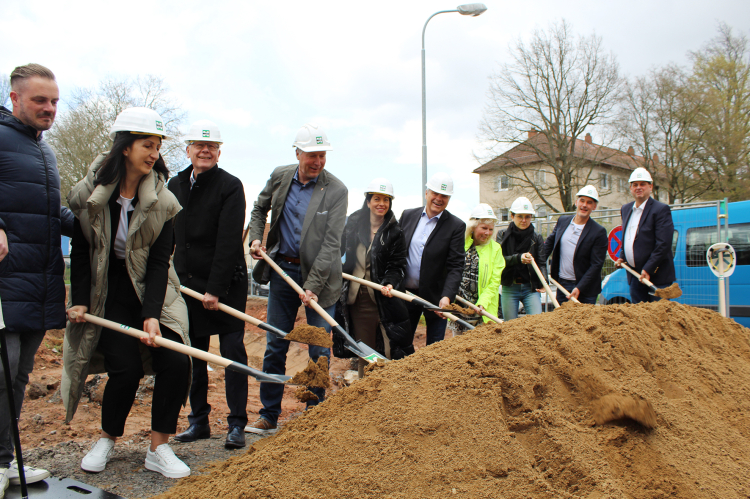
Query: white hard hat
629 167 653 183
509 197 536 216
184 120 222 144
365 178 394 198
425 172 454 196
109 107 169 140
293 123 333 152
470 203 497 220
576 185 599 202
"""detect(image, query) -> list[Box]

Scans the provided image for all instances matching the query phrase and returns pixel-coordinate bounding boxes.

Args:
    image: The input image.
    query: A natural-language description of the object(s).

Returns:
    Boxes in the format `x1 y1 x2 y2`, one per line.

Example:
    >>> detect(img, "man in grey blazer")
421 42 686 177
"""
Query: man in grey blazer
246 124 347 434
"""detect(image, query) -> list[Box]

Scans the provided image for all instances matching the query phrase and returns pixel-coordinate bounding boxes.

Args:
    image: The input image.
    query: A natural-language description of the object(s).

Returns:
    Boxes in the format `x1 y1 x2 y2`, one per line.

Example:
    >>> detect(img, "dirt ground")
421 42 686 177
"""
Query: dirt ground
10 297 428 498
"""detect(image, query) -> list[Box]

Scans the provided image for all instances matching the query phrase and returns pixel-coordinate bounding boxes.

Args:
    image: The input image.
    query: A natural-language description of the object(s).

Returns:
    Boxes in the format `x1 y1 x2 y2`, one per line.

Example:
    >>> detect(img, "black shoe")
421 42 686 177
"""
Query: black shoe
225 426 246 449
173 424 211 443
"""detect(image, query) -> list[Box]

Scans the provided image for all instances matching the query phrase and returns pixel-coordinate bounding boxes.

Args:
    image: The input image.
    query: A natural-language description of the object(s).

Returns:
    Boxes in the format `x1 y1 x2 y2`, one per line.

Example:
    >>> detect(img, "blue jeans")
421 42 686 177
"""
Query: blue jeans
501 284 542 320
0 330 45 465
259 260 333 425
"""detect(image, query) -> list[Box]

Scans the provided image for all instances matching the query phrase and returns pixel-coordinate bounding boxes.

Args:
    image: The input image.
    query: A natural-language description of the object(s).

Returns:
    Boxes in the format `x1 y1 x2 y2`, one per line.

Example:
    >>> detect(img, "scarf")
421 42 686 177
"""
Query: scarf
502 222 535 284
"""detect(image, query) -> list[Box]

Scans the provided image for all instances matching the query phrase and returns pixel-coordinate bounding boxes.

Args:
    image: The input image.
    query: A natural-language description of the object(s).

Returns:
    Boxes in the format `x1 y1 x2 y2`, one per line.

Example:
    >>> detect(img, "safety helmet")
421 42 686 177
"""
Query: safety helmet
293 123 333 152
509 197 536 216
470 203 497 220
629 167 653 183
109 107 169 140
184 120 223 144
576 185 599 202
365 178 394 198
425 172 454 196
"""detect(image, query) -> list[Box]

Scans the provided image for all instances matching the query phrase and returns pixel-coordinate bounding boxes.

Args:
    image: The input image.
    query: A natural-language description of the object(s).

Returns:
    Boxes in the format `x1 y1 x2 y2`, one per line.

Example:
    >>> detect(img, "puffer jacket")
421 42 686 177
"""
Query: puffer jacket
335 207 414 359
61 153 190 423
463 238 505 323
0 106 74 332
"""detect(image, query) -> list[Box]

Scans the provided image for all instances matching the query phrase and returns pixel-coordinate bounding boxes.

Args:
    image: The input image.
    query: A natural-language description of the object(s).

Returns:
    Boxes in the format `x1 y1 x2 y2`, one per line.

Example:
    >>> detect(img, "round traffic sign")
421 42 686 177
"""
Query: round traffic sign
706 243 736 278
607 225 623 262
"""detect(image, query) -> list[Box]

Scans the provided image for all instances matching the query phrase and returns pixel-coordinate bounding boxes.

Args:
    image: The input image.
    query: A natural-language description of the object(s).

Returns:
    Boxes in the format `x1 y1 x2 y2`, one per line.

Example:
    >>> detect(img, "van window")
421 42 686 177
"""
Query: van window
672 230 678 257
686 223 750 267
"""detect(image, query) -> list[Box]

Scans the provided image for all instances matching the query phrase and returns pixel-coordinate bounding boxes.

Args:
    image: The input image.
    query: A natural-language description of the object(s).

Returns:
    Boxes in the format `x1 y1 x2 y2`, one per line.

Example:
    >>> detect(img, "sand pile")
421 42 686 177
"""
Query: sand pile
156 301 750 499
284 324 333 348
444 303 477 315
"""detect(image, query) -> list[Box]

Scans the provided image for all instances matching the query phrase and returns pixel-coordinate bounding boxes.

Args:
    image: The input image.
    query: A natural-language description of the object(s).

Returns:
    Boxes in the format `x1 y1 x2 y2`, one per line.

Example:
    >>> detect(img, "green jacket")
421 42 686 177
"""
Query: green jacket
61 153 190 423
464 238 505 323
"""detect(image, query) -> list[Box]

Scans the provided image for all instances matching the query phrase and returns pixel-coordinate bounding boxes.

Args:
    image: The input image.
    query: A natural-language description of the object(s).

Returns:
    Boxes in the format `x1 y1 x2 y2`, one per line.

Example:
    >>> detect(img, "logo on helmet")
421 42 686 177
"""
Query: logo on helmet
316 136 323 145
524 204 529 209
155 121 163 131
441 184 447 191
202 130 210 138
380 185 386 192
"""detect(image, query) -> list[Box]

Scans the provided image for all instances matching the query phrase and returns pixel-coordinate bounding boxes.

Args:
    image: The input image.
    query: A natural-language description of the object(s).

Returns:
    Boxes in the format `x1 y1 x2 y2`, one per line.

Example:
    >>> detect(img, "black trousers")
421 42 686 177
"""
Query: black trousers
187 330 248 429
404 289 447 346
97 259 189 437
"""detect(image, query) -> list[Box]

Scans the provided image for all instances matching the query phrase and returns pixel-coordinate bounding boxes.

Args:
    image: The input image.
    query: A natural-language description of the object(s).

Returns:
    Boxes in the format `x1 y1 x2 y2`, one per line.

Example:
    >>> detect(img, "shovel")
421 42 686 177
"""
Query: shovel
69 311 294 385
342 273 475 330
455 295 503 324
619 262 657 296
179 286 329 347
548 276 581 304
259 250 387 363
528 256 560 309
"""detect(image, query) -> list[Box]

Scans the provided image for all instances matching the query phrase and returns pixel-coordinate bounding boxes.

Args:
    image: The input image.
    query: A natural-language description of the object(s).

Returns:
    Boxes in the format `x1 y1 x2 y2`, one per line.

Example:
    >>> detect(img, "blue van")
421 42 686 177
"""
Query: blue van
601 200 750 327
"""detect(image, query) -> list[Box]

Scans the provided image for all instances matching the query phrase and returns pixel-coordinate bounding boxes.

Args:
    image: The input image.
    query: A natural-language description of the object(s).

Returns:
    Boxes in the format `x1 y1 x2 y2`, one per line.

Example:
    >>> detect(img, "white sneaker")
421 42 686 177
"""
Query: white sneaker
0 467 8 498
145 444 190 478
81 438 115 473
7 460 50 485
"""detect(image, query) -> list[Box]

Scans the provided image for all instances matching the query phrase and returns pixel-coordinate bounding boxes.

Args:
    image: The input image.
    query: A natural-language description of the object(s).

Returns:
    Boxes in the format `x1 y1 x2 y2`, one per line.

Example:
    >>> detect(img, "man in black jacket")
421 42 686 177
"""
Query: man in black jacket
542 185 607 304
168 121 249 449
615 167 676 303
0 64 73 487
400 173 465 345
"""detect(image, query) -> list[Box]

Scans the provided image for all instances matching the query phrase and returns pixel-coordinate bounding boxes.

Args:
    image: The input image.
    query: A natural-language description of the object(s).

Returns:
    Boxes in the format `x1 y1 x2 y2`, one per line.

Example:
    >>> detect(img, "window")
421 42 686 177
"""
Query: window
534 169 546 185
685 223 750 267
501 208 509 222
618 178 627 192
600 173 610 189
496 175 511 191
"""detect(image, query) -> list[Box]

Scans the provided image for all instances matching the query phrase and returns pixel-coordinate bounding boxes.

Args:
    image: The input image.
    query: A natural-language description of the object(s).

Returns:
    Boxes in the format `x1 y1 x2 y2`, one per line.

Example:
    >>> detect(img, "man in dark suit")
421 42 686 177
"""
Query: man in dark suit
615 167 675 303
168 120 249 449
400 173 465 345
542 185 607 304
246 123 347 435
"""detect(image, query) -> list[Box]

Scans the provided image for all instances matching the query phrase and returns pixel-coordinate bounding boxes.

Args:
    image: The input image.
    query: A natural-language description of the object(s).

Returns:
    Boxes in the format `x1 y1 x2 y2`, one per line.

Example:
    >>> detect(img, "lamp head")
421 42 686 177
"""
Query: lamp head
457 3 487 16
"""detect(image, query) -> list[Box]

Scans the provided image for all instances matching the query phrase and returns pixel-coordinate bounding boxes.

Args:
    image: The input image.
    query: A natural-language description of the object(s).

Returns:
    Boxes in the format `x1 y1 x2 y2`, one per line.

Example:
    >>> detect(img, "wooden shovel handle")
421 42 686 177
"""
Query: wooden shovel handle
529 258 560 309
454 295 503 324
547 276 581 304
180 286 263 327
620 262 656 289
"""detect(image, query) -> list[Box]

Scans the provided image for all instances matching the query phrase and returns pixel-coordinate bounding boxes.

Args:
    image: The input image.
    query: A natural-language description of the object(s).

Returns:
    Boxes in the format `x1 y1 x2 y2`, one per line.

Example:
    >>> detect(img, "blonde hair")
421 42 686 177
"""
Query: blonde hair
466 218 496 244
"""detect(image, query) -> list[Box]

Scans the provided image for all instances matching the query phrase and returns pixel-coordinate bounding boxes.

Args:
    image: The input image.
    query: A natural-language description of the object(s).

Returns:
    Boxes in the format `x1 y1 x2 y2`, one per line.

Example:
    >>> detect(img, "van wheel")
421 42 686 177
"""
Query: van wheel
606 297 630 305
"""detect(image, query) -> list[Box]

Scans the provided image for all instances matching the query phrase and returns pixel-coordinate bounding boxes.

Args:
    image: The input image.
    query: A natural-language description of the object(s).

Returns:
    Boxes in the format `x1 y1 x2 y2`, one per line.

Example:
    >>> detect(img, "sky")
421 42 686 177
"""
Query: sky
3 0 749 225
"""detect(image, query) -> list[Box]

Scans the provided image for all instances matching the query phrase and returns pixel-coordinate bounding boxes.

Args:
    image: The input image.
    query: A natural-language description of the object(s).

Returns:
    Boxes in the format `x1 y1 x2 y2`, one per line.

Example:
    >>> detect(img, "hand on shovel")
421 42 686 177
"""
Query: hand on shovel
301 290 318 307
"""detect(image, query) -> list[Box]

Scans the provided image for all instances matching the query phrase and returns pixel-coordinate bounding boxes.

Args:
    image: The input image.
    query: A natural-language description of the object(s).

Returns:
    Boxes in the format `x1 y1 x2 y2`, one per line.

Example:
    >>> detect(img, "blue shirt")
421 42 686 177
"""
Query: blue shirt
403 209 443 289
278 169 318 258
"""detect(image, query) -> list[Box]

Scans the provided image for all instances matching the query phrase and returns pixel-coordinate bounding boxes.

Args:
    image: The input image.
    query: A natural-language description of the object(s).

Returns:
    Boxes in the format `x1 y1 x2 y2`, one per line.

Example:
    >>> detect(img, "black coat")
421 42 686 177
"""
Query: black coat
542 215 607 299
618 197 676 286
399 207 465 305
496 227 547 289
167 165 247 337
0 106 74 332
335 207 414 359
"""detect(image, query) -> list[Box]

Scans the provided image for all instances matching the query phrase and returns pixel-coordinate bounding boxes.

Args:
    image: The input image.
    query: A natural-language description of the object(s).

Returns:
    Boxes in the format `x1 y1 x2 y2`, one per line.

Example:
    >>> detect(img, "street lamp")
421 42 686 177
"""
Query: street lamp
421 3 487 205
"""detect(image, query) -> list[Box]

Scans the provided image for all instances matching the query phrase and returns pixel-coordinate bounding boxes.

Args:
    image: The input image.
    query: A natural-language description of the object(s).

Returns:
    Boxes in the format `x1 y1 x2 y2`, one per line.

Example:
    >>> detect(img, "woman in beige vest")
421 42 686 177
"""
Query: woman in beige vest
65 108 191 478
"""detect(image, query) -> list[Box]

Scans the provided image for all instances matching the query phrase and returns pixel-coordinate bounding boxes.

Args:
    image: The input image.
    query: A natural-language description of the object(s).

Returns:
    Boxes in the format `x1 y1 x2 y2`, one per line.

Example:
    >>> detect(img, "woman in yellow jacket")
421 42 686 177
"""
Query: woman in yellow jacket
449 204 505 334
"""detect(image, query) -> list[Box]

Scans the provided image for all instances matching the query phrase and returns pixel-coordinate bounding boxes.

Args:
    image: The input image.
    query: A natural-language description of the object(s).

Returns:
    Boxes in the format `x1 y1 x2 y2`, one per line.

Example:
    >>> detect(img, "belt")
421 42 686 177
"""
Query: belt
514 277 526 284
279 255 301 264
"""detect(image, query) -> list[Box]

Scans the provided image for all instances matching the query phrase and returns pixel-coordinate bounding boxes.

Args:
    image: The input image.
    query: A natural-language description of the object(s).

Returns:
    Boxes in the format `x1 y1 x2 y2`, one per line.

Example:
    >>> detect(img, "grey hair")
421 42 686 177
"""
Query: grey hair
10 63 56 90
466 218 497 244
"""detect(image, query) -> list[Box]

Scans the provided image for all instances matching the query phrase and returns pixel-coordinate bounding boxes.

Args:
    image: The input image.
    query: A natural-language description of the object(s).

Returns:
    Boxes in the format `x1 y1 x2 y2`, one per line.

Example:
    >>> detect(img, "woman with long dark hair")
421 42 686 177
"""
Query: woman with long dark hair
337 178 413 378
496 197 546 320
63 107 191 478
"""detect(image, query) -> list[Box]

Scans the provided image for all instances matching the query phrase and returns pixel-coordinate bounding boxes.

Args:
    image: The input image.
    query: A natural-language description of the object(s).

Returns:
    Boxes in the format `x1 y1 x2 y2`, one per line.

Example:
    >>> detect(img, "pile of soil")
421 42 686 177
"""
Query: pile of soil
284 324 333 348
655 283 682 299
444 303 477 315
156 301 750 499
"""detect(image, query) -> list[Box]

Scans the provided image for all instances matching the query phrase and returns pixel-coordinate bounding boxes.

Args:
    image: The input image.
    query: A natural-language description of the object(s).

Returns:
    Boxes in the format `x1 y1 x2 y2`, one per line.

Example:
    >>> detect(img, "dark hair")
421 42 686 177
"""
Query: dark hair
364 192 392 209
10 63 56 90
94 132 169 186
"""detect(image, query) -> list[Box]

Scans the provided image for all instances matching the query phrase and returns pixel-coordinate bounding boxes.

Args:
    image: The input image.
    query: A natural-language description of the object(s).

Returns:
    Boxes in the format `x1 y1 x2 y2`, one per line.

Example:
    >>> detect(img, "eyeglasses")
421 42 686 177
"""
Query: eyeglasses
190 142 220 151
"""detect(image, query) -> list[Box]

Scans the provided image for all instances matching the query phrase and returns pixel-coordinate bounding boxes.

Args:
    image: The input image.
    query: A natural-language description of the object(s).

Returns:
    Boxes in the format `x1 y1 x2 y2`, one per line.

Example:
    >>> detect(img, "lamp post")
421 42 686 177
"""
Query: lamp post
421 3 487 206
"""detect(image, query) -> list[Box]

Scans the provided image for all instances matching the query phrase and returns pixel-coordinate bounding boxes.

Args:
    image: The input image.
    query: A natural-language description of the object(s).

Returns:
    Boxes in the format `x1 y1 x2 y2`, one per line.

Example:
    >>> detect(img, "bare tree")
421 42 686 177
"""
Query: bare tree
689 23 750 201
0 74 11 108
477 20 622 212
620 66 707 203
46 75 187 203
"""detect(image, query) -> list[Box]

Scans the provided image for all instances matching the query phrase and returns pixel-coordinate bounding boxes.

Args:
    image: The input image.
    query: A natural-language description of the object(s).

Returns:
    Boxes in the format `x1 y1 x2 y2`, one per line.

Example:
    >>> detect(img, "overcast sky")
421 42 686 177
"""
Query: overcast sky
3 0 749 224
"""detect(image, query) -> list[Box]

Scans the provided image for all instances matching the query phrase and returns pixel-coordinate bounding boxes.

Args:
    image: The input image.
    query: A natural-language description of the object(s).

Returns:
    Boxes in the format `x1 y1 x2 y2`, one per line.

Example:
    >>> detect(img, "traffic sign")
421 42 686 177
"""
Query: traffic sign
607 225 623 262
707 243 736 278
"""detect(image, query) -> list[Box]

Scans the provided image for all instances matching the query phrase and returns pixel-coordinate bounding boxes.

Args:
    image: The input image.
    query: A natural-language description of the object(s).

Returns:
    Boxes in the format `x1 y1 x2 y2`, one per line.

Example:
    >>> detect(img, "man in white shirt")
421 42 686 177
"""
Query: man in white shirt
542 186 608 304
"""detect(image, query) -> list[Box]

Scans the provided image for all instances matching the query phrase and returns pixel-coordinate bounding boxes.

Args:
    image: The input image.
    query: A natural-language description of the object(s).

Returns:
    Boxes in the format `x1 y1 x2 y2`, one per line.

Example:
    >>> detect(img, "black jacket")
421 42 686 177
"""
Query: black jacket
542 215 607 299
618 197 676 286
0 106 74 332
399 207 465 305
168 165 247 337
496 227 547 289
335 207 413 359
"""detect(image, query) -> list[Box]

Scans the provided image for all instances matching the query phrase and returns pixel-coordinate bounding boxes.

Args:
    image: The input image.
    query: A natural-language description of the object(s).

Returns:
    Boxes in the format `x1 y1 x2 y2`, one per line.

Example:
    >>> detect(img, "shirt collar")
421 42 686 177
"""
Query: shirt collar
293 169 319 186
421 208 444 221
